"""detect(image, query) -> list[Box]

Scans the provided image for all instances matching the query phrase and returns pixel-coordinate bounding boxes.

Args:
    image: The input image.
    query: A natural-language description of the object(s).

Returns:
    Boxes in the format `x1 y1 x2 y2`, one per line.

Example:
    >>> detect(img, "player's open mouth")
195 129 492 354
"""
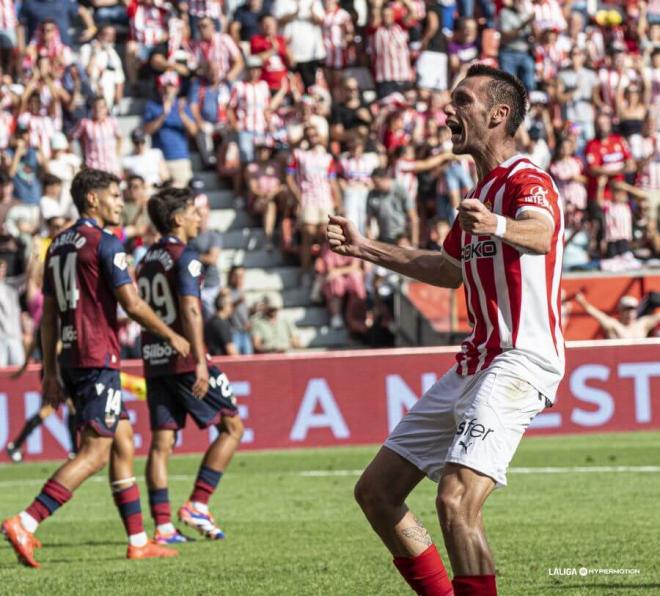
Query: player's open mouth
447 120 463 143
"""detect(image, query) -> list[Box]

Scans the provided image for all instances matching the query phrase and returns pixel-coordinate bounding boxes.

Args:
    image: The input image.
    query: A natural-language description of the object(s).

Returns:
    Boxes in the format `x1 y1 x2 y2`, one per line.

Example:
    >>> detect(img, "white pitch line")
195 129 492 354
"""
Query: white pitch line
1 466 659 488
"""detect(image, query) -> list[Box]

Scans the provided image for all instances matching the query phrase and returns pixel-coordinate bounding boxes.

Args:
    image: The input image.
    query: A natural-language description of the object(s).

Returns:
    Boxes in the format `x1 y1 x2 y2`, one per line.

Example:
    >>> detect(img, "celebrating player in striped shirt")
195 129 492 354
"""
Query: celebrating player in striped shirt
327 65 564 596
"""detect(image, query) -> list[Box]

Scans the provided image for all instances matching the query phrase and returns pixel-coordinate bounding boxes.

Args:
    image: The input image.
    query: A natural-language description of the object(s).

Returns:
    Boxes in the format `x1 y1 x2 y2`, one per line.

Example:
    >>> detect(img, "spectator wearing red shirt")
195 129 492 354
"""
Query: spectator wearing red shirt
585 112 634 206
71 95 123 175
250 15 294 93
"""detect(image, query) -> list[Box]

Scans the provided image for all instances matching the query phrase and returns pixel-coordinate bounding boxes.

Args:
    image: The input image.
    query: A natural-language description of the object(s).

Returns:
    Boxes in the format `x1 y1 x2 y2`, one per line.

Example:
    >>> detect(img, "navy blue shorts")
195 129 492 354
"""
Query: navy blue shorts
61 368 128 437
146 365 239 431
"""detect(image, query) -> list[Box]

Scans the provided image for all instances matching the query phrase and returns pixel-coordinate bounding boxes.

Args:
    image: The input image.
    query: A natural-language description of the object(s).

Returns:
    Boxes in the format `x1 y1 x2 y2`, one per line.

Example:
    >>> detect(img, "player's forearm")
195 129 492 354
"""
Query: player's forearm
355 239 462 288
126 298 178 342
180 300 207 364
500 216 552 255
41 300 59 375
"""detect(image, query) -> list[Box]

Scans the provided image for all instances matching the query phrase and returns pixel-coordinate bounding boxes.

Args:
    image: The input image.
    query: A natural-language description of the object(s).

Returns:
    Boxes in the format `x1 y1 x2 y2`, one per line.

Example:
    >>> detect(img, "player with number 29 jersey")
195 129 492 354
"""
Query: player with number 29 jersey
43 217 132 369
136 236 201 377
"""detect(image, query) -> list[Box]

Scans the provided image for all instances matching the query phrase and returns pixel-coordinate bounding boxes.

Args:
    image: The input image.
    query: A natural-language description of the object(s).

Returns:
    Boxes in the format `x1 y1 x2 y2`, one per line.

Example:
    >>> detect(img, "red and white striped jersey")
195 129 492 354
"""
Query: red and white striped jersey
442 154 565 399
368 24 412 84
229 80 271 133
129 2 168 46
193 32 241 81
0 0 16 30
188 0 222 19
323 8 352 69
287 147 337 209
71 117 121 175
534 43 565 83
637 135 660 191
338 152 380 185
603 201 632 242
17 112 56 158
391 158 418 203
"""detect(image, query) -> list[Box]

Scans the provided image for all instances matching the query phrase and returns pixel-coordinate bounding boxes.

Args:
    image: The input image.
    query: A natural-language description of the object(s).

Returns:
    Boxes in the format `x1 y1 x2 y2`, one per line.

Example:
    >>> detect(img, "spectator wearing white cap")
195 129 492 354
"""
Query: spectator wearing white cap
121 128 170 190
575 293 660 339
143 71 198 188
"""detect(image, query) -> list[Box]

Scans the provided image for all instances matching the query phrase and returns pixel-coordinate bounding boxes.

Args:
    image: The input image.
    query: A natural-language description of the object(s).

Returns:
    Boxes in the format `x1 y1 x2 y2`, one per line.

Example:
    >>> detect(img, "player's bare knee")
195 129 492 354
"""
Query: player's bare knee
354 474 390 517
150 432 175 455
218 416 244 442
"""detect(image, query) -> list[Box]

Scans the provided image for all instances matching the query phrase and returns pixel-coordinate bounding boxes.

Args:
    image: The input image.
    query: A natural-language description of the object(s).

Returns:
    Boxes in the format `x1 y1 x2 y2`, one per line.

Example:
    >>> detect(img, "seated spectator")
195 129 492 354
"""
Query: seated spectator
575 293 660 339
204 288 239 355
366 167 415 246
287 125 341 285
79 24 125 111
330 76 373 146
143 71 198 188
550 137 587 214
71 95 123 175
227 265 253 355
251 294 302 353
121 128 170 189
245 139 286 251
189 191 222 318
315 241 366 329
187 0 223 40
448 18 480 85
17 86 58 159
22 20 73 75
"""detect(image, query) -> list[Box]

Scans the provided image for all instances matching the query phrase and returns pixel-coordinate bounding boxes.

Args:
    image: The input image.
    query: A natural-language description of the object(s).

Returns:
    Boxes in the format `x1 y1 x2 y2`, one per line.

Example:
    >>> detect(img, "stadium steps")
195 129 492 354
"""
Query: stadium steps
116 107 357 351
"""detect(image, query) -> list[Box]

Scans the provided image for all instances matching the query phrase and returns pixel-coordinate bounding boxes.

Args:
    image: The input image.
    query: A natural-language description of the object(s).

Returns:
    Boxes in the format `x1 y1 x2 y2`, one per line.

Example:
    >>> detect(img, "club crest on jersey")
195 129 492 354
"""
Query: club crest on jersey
113 252 128 270
462 240 497 261
188 259 202 277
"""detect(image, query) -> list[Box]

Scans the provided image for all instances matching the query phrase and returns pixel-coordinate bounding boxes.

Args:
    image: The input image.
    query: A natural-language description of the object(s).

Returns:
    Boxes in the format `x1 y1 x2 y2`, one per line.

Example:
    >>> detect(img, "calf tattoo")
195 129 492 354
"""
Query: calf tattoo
401 516 432 547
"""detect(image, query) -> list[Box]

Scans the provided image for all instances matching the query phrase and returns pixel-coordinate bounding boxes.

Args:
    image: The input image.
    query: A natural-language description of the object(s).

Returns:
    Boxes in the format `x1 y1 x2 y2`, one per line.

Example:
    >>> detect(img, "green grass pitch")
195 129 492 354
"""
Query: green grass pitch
0 432 659 595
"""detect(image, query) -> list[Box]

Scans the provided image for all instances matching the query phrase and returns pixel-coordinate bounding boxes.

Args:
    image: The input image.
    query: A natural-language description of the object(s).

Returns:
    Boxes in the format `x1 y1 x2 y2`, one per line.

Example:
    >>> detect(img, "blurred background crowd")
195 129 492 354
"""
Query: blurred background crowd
0 0 659 367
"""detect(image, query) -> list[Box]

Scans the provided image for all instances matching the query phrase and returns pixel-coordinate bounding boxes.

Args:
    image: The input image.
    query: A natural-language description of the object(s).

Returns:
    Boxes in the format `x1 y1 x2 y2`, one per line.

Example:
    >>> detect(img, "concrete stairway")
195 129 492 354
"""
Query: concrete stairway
116 98 354 350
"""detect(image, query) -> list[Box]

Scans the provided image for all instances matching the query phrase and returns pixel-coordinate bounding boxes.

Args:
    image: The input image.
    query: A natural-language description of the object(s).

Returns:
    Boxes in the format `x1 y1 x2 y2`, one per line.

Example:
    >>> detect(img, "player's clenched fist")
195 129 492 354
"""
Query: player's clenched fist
458 198 497 235
327 215 364 257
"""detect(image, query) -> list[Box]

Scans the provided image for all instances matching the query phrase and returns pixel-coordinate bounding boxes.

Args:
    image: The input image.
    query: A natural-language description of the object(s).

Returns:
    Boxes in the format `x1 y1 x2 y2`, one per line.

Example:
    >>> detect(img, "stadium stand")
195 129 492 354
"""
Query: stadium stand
0 0 659 369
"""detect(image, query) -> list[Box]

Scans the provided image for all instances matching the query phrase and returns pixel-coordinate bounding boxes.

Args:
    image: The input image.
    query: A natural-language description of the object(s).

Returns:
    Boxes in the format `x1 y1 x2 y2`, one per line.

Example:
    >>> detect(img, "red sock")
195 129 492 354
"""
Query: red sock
393 544 454 595
452 575 497 595
25 479 73 522
113 484 145 537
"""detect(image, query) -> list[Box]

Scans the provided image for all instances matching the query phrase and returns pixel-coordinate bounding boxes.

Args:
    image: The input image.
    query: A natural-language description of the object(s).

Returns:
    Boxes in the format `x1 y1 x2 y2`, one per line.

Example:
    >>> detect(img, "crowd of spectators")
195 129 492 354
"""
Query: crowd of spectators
1 0 660 366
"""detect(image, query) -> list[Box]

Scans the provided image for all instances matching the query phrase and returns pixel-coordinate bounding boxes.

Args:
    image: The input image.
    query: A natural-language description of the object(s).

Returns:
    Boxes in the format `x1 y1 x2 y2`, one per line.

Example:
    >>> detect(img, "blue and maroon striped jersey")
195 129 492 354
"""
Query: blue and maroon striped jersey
136 236 203 378
43 218 132 370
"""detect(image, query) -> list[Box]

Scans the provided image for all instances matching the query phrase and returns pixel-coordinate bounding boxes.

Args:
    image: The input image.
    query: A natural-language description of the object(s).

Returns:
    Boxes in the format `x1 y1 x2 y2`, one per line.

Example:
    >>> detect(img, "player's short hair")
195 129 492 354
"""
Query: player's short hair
148 187 194 235
71 168 121 214
464 64 528 137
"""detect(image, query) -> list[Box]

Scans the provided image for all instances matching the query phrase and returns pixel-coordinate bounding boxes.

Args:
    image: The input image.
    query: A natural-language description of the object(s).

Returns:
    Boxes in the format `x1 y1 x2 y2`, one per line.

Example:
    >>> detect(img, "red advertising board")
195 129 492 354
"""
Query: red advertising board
1 340 659 462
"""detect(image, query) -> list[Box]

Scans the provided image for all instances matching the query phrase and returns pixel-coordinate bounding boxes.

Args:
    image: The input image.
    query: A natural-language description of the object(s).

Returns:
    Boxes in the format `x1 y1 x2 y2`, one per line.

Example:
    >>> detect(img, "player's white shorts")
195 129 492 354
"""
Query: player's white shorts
384 367 548 487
